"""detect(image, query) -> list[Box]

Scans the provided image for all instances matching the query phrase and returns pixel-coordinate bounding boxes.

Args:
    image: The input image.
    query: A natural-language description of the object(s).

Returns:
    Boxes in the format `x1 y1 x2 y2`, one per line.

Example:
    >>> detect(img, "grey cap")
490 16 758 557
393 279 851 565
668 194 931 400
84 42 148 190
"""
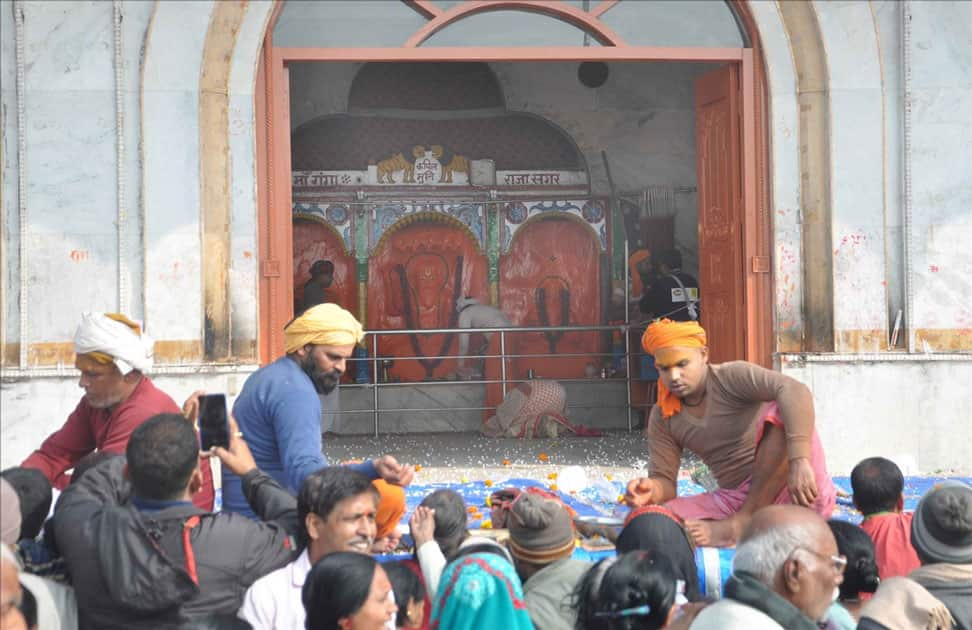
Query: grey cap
911 480 972 564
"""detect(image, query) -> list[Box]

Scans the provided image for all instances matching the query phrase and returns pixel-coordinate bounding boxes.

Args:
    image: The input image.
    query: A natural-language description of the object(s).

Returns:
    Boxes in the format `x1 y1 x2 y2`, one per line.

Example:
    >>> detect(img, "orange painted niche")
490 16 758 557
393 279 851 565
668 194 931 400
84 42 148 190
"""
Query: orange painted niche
367 220 488 382
500 216 601 380
292 218 358 315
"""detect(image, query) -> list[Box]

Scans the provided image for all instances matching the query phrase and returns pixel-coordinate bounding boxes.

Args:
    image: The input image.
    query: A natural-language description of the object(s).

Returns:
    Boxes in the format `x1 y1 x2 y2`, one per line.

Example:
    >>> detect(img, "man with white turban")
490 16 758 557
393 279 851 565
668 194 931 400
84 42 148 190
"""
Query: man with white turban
221 304 414 518
22 313 212 509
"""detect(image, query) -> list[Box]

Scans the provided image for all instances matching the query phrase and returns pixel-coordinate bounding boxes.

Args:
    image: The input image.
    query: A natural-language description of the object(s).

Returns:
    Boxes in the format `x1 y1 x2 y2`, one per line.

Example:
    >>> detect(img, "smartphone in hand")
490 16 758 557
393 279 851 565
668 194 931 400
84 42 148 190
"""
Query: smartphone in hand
198 393 230 451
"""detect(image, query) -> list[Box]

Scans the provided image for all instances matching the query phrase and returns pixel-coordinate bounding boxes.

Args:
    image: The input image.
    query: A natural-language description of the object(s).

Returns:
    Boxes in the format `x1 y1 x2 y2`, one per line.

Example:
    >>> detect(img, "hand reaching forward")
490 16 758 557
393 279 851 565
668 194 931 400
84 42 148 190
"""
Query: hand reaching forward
374 455 415 487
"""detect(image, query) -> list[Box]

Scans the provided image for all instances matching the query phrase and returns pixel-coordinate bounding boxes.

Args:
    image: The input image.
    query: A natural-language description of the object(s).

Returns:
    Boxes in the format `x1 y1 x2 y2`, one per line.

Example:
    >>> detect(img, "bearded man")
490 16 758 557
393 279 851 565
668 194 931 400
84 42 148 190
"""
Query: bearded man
221 303 413 519
625 319 835 547
22 312 214 509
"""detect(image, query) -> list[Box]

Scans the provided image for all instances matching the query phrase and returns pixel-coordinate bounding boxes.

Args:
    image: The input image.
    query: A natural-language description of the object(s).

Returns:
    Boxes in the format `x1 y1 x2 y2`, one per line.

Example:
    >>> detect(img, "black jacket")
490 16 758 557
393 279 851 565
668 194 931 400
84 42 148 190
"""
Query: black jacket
913 569 972 630
54 457 298 629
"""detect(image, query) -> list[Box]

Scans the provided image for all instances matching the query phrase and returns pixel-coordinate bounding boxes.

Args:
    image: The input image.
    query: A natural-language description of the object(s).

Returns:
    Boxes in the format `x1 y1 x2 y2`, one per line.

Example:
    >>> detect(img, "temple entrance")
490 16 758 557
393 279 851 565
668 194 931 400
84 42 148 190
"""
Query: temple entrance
256 1 774 431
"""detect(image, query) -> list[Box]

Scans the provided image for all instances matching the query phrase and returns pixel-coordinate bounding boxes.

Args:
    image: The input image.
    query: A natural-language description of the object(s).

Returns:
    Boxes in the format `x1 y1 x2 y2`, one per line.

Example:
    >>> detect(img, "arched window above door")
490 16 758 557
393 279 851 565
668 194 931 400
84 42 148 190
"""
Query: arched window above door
272 0 749 50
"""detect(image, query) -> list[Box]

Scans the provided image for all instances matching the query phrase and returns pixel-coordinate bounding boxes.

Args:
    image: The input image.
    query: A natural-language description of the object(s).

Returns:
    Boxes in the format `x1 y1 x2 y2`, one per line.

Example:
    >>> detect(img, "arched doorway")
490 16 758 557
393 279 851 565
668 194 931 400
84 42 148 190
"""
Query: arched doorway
501 215 602 380
292 216 357 315
367 217 489 382
256 0 773 371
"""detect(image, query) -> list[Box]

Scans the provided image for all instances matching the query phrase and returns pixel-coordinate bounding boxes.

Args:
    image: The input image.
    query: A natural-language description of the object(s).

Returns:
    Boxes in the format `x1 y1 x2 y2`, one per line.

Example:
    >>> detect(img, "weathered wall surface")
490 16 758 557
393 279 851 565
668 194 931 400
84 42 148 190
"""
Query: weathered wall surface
906 0 972 351
2 0 971 473
782 358 972 475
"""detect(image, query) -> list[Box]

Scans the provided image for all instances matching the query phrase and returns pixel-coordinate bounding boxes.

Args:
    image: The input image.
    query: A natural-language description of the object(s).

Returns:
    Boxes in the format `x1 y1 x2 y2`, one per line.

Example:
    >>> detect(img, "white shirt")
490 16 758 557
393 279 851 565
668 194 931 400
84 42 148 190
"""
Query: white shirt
239 549 397 630
239 548 311 630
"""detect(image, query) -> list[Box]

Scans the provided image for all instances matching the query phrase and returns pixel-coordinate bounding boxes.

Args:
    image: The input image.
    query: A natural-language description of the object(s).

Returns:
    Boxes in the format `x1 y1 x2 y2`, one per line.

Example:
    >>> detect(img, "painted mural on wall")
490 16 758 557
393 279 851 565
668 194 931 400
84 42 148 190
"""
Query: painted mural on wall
501 217 601 380
367 222 488 382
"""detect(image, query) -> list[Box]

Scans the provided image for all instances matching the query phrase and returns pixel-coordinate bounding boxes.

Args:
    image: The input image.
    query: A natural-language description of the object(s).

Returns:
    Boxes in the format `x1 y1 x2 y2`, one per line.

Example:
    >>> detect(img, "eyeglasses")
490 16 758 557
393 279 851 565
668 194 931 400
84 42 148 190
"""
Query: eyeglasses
594 605 652 618
793 547 847 574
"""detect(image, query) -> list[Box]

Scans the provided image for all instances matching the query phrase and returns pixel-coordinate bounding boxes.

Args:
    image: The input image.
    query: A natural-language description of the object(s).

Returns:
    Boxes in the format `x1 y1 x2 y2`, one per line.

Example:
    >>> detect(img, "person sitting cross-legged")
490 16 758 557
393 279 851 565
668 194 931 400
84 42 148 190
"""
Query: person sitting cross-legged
53 413 297 628
625 319 836 547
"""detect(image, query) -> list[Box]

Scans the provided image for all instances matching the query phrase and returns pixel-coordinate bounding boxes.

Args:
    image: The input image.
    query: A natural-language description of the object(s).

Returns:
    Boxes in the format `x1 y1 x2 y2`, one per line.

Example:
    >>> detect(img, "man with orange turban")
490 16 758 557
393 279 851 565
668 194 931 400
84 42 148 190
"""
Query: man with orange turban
21 312 214 510
624 319 835 547
221 303 412 520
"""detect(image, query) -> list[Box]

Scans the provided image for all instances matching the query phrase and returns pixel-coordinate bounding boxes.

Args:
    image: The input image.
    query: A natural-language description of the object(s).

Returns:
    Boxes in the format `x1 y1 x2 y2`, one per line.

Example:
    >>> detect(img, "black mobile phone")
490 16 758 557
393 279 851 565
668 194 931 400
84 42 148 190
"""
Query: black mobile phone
198 394 230 451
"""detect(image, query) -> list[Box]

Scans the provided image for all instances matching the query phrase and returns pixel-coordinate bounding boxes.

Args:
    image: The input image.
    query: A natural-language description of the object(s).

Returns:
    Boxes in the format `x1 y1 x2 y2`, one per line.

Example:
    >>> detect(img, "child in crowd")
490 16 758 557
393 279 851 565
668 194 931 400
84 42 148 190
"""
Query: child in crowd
827 520 880 625
383 561 427 629
850 457 921 579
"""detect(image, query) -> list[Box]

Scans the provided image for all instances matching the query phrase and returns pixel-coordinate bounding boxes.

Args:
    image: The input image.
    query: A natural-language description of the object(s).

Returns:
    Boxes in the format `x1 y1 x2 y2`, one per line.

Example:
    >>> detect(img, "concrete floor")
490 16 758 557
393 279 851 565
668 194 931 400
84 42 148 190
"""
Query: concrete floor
323 430 698 485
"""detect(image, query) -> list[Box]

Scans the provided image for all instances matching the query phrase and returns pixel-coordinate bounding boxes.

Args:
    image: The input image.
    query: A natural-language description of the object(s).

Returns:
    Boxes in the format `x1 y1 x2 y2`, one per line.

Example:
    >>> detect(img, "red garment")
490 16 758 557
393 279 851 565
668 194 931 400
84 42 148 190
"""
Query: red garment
21 376 214 510
860 512 922 579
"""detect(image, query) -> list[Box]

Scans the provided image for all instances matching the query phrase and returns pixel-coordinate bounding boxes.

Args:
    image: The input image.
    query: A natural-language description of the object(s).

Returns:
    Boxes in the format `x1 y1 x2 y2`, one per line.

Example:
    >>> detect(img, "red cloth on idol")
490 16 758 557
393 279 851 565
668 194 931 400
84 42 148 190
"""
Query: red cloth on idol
859 512 922 580
22 376 214 510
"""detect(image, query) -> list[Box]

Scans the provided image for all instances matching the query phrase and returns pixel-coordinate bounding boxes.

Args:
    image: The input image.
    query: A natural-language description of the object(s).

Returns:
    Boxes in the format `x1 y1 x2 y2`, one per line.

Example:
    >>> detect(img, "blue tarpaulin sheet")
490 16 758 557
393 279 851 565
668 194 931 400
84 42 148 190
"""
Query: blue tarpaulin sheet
387 474 971 596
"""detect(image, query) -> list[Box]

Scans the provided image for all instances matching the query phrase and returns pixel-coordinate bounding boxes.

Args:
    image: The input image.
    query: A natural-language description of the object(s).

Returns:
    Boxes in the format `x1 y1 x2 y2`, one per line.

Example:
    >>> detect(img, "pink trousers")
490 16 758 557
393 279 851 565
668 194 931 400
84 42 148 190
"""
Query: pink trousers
664 402 836 521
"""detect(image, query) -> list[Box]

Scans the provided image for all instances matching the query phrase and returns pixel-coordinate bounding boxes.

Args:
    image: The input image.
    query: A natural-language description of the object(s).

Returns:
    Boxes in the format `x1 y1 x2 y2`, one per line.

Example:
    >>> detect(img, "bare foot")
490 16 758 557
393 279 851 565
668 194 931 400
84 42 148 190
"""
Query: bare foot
685 516 744 548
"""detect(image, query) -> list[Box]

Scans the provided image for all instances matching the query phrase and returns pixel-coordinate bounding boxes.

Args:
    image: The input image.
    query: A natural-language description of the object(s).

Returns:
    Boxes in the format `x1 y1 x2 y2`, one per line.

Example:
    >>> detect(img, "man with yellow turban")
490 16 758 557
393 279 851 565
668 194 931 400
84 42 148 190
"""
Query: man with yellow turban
624 319 835 547
21 312 214 509
221 303 413 520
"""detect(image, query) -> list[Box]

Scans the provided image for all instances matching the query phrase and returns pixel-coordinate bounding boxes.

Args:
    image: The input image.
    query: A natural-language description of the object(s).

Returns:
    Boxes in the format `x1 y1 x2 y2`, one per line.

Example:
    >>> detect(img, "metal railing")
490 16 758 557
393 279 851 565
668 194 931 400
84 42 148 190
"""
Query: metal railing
336 323 656 436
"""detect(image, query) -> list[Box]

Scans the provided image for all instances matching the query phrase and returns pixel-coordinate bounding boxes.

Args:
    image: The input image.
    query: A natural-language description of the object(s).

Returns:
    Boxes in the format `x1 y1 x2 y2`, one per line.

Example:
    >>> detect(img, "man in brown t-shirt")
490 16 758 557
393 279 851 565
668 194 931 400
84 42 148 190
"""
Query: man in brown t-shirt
625 319 835 547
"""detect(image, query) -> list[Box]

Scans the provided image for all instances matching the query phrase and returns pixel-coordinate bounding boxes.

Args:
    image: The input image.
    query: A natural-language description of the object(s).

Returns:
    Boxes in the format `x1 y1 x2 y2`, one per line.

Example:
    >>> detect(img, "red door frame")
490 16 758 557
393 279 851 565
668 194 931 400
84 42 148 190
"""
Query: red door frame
256 1 771 366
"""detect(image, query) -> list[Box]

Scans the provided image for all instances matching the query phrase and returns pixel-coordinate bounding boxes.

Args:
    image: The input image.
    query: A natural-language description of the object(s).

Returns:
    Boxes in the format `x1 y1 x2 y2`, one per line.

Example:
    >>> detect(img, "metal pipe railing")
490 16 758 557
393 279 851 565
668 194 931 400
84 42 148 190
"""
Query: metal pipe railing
332 322 651 436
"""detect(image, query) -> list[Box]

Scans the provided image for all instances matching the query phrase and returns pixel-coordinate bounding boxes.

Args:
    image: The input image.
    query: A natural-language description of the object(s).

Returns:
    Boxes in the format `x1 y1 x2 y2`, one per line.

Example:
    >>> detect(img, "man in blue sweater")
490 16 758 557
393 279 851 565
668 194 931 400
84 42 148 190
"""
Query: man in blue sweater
221 303 413 518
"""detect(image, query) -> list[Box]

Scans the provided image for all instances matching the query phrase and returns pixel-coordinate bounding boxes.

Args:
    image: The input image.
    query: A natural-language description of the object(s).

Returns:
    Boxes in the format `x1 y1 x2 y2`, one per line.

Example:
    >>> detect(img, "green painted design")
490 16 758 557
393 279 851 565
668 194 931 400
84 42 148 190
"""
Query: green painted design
486 203 501 283
354 210 369 283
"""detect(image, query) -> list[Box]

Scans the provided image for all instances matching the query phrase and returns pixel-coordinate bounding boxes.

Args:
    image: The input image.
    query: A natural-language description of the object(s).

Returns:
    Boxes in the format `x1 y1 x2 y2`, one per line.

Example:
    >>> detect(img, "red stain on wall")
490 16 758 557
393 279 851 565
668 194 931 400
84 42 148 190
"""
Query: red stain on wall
69 250 88 262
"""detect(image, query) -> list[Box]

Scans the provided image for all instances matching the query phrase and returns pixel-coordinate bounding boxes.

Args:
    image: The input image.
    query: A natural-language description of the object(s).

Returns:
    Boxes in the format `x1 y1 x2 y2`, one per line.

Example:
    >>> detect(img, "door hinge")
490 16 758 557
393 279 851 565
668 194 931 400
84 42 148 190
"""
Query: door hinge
751 256 770 273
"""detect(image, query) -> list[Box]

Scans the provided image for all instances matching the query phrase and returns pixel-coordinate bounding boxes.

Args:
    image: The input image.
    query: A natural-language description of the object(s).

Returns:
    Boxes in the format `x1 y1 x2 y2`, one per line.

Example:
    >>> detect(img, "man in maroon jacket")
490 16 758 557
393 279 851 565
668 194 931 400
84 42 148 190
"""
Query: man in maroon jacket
21 312 214 509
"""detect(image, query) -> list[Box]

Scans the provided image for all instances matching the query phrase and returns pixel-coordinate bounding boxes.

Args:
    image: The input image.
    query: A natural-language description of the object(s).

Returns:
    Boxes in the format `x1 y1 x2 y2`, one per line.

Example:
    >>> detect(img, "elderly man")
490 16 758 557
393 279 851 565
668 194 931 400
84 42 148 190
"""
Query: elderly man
625 319 835 547
54 413 297 627
21 312 214 509
239 466 380 628
691 505 845 629
221 303 412 519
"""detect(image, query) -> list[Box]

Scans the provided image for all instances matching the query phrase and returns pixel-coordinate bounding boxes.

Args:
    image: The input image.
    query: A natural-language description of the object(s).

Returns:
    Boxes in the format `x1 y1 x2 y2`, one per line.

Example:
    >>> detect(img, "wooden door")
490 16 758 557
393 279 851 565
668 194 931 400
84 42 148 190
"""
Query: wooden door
695 65 745 364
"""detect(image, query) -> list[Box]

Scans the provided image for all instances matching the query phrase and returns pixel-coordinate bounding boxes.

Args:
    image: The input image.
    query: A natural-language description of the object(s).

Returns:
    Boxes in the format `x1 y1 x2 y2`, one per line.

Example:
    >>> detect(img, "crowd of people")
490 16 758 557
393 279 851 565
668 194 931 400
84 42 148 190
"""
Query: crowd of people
1 307 970 630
